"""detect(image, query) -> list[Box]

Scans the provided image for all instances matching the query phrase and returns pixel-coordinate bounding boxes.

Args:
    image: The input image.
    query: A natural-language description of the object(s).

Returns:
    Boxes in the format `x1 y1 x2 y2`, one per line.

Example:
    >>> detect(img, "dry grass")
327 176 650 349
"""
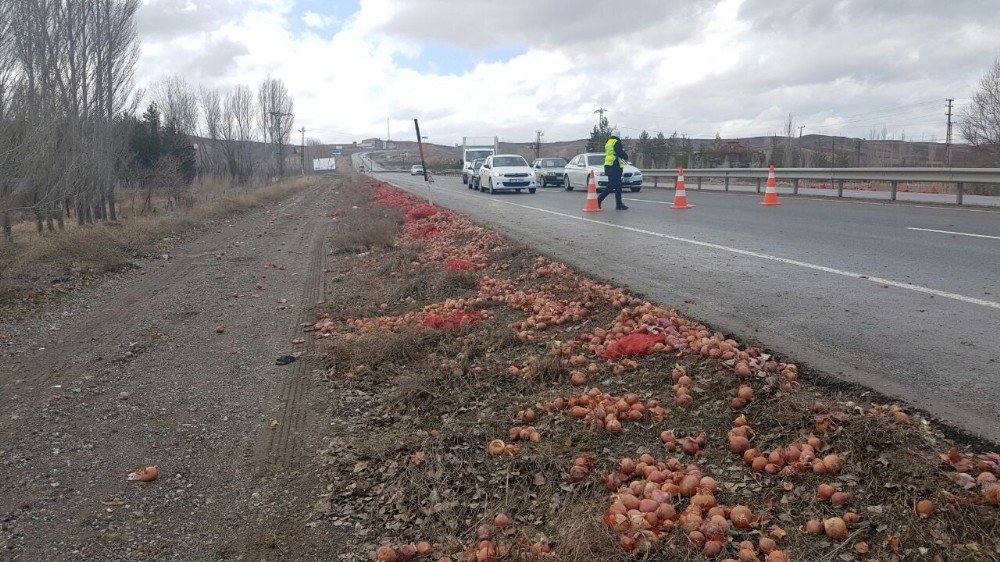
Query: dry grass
0 176 313 314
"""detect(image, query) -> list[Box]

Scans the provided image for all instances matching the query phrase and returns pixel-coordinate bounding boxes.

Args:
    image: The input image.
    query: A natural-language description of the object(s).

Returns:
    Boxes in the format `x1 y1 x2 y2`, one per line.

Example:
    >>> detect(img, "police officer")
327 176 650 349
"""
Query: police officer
598 128 629 210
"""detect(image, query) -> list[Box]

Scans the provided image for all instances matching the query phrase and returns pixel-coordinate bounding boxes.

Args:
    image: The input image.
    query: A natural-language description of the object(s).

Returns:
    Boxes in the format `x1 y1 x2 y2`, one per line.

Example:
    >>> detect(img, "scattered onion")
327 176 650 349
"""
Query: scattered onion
805 519 823 535
487 439 506 456
493 513 511 531
758 537 776 554
823 517 847 540
915 499 935 518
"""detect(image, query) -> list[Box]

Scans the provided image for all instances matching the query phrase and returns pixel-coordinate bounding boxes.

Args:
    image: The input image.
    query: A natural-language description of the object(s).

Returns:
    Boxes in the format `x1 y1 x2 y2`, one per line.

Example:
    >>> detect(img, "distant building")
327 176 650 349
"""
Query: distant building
360 138 385 150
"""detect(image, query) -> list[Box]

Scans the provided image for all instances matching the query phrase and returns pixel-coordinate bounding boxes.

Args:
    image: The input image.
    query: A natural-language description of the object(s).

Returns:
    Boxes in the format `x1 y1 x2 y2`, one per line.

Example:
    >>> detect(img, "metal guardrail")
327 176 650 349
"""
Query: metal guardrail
641 167 1000 205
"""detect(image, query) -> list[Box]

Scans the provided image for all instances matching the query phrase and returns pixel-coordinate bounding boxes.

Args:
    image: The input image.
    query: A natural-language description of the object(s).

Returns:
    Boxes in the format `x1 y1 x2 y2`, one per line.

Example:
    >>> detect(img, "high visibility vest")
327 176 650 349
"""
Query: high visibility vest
604 138 622 168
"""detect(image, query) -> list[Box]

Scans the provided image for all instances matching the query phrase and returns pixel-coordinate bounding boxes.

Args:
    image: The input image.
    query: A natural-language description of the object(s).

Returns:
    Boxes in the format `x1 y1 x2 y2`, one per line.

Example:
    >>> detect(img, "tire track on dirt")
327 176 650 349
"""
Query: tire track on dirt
5 192 314 391
259 212 327 469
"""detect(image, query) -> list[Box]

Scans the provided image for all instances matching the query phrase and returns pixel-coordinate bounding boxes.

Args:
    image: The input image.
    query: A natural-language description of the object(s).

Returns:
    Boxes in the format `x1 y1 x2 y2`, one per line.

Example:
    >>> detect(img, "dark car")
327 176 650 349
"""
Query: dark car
530 157 568 187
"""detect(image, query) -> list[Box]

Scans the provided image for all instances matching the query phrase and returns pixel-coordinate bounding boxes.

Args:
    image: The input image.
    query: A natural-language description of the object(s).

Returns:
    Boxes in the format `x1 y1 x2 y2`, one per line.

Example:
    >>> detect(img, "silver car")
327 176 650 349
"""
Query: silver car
531 157 568 187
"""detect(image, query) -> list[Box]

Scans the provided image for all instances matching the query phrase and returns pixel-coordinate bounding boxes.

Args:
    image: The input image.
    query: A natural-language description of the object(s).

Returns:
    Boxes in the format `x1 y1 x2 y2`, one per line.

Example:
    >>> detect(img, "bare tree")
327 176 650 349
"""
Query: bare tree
153 76 199 135
962 58 1000 166
257 76 294 177
783 113 796 167
1 0 139 237
222 84 258 185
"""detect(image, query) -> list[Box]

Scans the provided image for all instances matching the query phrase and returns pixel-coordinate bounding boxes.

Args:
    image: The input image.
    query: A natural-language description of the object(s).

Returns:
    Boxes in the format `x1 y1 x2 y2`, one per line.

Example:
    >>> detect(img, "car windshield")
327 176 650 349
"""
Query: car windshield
493 156 528 167
466 150 493 161
539 158 567 168
586 155 605 166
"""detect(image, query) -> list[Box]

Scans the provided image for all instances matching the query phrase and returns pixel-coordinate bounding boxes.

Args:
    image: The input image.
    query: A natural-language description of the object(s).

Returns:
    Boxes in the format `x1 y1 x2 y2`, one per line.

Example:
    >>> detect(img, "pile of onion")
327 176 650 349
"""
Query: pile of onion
737 429 840 477
541 387 667 433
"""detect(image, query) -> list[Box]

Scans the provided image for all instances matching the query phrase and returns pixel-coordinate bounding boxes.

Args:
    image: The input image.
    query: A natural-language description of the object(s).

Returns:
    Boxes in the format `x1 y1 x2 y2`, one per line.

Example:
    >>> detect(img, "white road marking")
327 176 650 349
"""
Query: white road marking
382 176 1000 311
906 227 1000 240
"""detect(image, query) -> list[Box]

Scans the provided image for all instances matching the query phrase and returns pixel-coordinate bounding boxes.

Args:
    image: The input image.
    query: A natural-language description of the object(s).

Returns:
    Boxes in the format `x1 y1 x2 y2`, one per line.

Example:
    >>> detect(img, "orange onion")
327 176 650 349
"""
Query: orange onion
487 439 506 456
375 546 397 562
493 513 511 531
805 519 823 535
823 517 847 540
758 537 776 553
729 505 754 529
816 483 835 501
766 551 791 562
915 499 935 518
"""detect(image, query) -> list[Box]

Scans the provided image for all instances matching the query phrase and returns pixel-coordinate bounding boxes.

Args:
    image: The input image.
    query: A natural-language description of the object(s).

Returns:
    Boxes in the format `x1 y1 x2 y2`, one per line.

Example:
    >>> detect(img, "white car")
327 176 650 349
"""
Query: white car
410 164 425 175
477 154 536 194
562 153 643 192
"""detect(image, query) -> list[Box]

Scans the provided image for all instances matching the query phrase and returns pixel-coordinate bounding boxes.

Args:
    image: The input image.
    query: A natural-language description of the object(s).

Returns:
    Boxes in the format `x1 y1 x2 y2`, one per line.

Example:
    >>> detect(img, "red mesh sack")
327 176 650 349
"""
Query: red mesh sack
406 204 439 220
602 332 664 360
444 259 478 271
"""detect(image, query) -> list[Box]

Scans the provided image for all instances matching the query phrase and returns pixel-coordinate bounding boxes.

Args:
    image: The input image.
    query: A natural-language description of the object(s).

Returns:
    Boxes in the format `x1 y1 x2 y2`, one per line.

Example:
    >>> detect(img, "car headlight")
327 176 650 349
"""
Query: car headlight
494 172 502 177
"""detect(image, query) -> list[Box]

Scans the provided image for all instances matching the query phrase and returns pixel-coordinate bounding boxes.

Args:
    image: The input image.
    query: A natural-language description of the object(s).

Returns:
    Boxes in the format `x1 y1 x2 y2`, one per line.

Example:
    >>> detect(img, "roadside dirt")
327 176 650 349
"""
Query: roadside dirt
0 178 344 560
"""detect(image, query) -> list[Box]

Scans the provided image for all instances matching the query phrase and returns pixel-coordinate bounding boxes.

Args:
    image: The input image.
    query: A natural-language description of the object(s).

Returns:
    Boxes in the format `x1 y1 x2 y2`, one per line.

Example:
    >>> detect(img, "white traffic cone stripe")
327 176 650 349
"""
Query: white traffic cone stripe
676 190 687 197
587 192 597 199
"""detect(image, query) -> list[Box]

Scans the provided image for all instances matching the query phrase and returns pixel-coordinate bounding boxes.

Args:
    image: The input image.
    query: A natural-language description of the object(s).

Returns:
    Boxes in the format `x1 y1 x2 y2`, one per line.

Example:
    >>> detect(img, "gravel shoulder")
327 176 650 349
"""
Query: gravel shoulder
0 179 344 560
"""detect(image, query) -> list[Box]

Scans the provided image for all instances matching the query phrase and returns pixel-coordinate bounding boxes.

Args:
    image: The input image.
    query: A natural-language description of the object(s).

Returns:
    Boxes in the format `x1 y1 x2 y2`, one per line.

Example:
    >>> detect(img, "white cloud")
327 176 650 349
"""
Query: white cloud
135 0 1000 145
302 11 338 29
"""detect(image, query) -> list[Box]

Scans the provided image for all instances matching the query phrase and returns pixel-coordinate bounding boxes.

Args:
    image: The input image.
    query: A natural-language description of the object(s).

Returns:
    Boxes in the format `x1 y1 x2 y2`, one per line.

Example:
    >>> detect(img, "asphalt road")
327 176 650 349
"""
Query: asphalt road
358 156 1000 444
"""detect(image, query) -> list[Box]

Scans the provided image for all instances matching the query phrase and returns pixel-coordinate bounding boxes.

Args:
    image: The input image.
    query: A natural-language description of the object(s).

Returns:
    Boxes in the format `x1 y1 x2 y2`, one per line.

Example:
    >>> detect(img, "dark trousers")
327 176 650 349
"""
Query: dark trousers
598 165 624 207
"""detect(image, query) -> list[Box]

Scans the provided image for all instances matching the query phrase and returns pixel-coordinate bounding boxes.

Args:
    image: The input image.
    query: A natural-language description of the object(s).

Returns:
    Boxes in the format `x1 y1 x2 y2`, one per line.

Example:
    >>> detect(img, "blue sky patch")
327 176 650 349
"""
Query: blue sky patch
396 42 524 75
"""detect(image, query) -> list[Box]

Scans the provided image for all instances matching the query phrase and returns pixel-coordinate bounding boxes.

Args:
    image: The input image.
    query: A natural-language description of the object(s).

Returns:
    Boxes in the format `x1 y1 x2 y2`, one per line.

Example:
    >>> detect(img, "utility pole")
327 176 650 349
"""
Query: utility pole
299 126 306 175
830 136 835 167
798 125 805 167
945 98 954 167
593 108 608 132
534 130 543 160
856 139 861 167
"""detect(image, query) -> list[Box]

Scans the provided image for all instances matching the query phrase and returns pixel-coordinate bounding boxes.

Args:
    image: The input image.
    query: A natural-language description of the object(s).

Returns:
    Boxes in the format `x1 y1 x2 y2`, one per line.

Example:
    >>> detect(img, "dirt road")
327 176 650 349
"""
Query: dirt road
0 180 342 560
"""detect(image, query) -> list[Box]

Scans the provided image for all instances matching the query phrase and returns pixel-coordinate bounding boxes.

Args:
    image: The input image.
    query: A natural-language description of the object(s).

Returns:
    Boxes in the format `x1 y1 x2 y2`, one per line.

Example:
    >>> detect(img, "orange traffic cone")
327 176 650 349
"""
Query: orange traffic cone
583 170 602 212
670 167 693 209
760 165 781 206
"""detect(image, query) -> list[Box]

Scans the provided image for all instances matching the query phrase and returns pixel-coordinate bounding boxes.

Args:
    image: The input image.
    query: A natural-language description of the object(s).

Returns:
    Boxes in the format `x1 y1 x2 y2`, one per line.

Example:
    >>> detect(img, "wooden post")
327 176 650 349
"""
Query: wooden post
956 182 964 205
793 178 799 195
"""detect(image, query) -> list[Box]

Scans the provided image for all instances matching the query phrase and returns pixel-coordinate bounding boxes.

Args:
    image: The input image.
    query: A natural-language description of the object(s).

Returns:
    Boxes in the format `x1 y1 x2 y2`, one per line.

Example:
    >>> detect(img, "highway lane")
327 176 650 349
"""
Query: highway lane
360 157 1000 444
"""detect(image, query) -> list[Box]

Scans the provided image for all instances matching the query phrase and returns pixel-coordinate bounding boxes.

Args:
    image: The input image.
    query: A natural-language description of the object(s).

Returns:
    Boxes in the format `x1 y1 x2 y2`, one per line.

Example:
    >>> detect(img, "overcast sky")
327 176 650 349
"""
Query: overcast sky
137 0 1000 145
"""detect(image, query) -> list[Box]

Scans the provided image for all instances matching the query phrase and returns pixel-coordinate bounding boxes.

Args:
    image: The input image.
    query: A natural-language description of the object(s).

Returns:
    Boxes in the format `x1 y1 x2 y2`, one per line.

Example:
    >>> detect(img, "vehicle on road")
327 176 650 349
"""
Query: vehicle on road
530 157 568 187
477 155 536 194
410 164 425 176
467 158 485 190
563 153 643 192
461 136 498 185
